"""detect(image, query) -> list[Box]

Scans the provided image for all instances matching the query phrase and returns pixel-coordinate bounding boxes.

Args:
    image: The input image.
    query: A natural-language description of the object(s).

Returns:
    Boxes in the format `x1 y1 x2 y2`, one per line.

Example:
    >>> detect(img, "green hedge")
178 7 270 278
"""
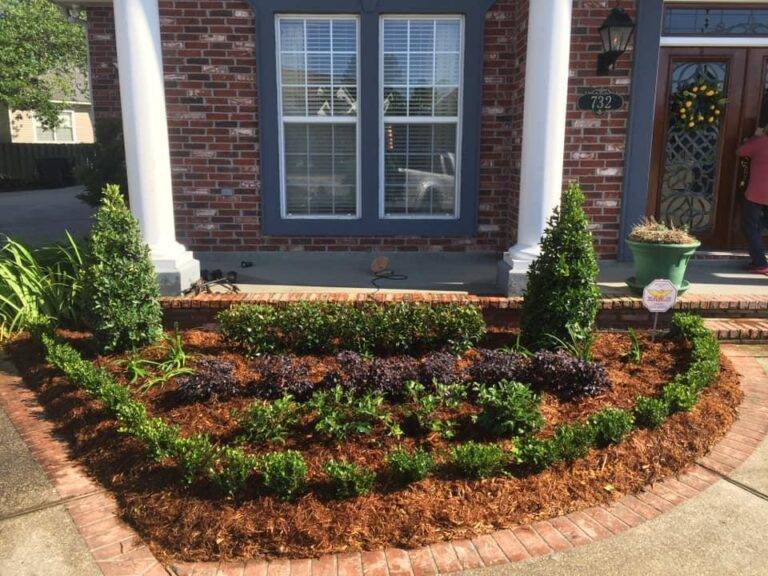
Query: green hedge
217 301 486 355
42 313 720 497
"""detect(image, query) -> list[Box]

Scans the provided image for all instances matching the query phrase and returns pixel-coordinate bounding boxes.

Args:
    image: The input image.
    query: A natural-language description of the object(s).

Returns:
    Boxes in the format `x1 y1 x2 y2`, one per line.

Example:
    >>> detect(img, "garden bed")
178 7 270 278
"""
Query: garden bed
5 316 742 563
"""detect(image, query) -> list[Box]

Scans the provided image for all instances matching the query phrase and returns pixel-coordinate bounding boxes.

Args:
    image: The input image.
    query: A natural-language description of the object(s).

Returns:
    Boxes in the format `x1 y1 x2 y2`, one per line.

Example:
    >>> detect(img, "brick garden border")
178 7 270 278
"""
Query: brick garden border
0 345 766 576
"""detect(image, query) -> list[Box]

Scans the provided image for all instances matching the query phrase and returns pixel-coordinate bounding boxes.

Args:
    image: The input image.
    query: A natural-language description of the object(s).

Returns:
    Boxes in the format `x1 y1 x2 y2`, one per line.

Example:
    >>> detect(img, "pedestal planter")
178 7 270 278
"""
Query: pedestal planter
626 239 700 295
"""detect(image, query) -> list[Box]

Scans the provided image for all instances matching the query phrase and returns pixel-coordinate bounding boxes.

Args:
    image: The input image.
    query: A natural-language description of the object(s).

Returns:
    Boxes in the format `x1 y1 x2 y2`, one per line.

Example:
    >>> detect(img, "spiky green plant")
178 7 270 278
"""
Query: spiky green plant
0 232 84 339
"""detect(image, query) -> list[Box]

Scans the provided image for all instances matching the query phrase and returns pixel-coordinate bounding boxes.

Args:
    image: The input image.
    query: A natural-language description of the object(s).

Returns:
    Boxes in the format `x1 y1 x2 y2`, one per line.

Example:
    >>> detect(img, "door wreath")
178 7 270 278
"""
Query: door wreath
671 81 727 131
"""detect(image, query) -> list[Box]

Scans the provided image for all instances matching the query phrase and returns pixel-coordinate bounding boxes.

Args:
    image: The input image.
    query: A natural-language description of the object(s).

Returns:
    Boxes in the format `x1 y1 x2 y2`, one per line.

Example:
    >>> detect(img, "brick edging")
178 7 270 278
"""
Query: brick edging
0 347 766 576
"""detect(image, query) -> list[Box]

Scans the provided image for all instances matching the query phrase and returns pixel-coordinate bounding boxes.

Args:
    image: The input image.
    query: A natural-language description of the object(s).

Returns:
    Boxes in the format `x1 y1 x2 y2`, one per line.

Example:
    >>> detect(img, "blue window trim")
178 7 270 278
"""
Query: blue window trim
247 0 496 236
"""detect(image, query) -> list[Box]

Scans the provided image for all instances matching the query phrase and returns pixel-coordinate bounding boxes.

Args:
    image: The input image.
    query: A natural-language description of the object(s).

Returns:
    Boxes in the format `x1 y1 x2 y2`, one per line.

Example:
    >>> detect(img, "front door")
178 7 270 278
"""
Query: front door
649 47 768 249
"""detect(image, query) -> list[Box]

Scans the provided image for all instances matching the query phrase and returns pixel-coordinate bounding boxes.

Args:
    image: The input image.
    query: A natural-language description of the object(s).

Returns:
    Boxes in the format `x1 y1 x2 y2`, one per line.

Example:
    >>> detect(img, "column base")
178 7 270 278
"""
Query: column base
497 244 541 297
152 248 200 296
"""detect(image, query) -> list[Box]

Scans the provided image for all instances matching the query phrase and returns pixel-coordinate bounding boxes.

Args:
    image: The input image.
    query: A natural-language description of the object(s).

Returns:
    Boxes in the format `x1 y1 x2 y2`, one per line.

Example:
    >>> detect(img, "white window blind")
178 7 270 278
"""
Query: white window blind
381 17 463 218
276 16 359 218
35 111 74 143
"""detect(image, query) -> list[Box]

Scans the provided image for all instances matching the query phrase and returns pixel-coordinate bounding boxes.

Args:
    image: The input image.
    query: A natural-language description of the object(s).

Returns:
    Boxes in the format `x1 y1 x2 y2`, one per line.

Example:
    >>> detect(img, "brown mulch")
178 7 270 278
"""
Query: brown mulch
4 331 743 563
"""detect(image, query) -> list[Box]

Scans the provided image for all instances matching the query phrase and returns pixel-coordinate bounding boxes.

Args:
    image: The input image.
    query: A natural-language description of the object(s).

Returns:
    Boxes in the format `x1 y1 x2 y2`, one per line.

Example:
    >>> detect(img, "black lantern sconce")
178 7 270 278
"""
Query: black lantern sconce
597 7 636 75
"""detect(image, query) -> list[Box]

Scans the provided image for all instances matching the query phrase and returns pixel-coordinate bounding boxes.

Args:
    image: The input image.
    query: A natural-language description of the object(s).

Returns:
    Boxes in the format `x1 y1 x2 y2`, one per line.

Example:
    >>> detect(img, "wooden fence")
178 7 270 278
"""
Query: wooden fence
0 143 94 184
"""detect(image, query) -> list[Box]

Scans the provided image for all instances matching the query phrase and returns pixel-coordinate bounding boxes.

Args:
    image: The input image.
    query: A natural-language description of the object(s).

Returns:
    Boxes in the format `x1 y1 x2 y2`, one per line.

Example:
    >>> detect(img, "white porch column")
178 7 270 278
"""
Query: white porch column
113 0 199 295
498 0 573 295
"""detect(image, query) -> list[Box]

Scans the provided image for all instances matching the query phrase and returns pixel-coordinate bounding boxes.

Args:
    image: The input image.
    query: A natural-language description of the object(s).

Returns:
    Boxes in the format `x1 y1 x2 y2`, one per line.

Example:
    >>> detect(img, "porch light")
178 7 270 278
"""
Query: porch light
597 7 635 75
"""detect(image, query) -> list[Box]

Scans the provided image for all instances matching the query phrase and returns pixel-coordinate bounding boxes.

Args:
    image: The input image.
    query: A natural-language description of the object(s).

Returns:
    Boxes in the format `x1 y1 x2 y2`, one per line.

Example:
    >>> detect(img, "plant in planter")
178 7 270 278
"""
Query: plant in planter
625 218 700 295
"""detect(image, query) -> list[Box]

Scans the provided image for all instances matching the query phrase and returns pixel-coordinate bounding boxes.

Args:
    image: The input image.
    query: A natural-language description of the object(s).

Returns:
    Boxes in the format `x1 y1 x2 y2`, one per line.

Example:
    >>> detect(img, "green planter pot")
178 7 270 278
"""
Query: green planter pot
626 239 701 295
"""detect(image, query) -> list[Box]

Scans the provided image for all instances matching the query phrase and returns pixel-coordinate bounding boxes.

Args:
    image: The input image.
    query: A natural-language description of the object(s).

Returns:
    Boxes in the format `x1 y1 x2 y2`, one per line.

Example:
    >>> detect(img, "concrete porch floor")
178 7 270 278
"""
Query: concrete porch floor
197 251 768 297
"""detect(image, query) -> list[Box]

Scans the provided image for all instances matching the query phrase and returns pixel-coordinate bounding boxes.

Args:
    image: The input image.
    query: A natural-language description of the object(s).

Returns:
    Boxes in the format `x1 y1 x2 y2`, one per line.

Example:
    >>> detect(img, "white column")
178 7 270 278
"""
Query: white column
501 0 573 285
113 0 199 294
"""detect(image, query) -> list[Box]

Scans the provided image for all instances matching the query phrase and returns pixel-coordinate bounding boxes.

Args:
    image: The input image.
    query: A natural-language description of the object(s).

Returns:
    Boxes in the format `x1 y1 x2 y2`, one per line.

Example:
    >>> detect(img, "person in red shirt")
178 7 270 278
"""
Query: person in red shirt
737 126 768 274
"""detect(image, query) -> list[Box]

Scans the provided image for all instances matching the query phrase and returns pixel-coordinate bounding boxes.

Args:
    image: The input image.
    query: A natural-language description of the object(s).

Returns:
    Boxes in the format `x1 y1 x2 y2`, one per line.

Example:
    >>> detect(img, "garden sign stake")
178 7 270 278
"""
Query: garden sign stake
642 279 678 341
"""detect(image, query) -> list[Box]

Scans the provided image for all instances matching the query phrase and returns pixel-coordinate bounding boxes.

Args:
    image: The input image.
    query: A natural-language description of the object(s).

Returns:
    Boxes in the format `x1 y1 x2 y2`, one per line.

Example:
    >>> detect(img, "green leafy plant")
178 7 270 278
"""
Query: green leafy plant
218 302 485 356
520 182 600 350
662 379 699 413
75 120 129 207
623 328 643 364
403 381 465 439
475 380 544 438
237 395 301 445
323 459 376 498
515 437 558 473
386 446 435 483
451 442 510 479
308 385 400 441
552 423 595 462
259 450 309 500
211 446 257 497
634 396 669 429
0 233 84 339
547 322 596 362
589 408 634 447
80 184 162 353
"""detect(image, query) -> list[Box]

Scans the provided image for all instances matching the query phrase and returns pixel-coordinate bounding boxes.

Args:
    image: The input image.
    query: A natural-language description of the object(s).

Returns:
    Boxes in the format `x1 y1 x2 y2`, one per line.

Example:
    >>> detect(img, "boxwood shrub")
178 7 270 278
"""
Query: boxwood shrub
218 301 485 356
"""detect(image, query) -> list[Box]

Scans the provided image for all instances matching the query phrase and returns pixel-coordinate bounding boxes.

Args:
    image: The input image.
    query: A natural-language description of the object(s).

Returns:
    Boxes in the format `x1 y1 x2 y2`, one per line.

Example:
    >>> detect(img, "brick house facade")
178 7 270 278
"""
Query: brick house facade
84 0 635 258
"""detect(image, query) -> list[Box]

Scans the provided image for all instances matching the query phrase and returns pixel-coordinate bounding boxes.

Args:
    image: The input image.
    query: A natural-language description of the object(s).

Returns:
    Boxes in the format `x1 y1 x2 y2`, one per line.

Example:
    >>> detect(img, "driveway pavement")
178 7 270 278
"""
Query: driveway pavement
0 186 94 245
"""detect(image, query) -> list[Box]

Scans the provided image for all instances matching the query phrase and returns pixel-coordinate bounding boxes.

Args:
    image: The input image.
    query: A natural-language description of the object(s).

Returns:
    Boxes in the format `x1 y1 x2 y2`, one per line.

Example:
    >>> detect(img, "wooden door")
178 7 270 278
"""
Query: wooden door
648 47 747 248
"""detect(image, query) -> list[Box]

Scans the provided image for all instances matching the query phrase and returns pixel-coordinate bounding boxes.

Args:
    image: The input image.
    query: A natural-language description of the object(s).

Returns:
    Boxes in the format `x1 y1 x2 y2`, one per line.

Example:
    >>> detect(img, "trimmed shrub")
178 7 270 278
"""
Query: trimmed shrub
589 408 634 447
323 459 376 498
634 396 669 429
218 302 485 356
552 423 595 462
177 357 239 402
386 446 435 483
451 442 509 478
259 451 308 500
468 349 525 385
520 182 600 350
525 350 610 400
211 447 257 497
515 437 558 473
80 184 162 353
476 380 544 438
662 379 699 414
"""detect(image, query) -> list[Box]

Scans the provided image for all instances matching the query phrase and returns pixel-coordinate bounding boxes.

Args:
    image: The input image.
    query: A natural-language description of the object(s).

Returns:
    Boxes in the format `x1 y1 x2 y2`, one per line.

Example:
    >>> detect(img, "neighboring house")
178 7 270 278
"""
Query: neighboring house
0 71 94 144
53 0 768 295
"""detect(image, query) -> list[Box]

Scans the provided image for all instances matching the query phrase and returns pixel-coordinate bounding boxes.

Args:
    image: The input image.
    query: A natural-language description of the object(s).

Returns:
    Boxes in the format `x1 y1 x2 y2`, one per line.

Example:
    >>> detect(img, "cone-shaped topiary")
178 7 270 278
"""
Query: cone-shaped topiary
81 184 162 353
520 182 600 350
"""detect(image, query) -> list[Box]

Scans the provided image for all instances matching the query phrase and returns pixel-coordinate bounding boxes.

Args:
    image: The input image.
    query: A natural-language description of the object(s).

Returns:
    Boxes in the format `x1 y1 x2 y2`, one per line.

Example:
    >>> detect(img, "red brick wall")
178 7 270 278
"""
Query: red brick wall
564 1 636 259
85 0 634 257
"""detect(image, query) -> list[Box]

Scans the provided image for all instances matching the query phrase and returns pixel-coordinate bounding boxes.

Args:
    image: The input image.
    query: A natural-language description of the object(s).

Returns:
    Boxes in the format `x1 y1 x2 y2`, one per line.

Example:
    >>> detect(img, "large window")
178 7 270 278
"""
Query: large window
276 16 359 218
255 0 492 236
381 17 463 218
35 111 74 143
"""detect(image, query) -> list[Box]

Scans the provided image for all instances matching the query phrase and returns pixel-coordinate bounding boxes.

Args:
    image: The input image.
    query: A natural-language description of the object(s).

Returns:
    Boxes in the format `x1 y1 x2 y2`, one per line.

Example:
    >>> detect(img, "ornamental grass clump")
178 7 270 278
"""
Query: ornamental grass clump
628 218 697 245
520 182 600 351
80 184 162 353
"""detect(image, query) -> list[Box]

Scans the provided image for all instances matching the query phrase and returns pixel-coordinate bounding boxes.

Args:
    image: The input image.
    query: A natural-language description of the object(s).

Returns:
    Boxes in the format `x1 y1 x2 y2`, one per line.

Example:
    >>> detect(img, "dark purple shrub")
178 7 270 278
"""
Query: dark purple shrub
420 352 463 385
468 349 525 385
525 350 610 400
322 351 372 392
369 356 420 398
253 355 316 400
177 357 239 402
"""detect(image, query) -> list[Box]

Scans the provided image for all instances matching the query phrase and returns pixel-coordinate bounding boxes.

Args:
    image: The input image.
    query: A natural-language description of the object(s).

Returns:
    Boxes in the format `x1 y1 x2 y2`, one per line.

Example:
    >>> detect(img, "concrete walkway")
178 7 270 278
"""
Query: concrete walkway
0 359 100 575
0 185 94 245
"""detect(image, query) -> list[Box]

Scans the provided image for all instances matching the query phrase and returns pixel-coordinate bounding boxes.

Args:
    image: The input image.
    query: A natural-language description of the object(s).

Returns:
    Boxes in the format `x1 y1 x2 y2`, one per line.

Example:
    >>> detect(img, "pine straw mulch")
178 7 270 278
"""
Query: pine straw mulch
4 331 743 563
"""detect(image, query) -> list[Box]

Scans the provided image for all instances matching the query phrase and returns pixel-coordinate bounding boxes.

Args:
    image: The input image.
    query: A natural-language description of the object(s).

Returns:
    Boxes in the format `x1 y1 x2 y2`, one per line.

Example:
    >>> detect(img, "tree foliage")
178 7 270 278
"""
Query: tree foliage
0 0 87 129
520 182 600 350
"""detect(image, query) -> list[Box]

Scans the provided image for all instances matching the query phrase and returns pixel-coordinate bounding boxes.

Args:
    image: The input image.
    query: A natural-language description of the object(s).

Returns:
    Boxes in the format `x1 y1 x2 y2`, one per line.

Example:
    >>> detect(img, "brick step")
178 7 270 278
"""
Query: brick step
704 318 768 341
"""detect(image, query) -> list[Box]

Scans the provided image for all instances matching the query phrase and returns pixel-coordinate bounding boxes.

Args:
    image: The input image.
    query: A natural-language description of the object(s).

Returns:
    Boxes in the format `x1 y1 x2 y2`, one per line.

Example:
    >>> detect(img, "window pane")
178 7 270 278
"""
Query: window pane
284 123 357 217
383 122 457 217
663 8 768 36
54 126 74 142
36 125 54 142
277 16 359 219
